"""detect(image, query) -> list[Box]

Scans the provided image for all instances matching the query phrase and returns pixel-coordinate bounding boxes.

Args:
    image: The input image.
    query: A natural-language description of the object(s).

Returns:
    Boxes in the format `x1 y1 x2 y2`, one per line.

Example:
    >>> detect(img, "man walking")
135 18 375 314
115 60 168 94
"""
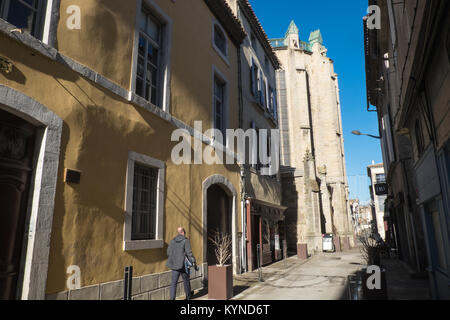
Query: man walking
167 227 197 300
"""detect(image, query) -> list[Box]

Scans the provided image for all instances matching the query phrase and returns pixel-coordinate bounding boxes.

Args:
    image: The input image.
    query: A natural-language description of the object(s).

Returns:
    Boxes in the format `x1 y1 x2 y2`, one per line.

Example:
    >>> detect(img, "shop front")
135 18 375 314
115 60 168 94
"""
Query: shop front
245 198 287 271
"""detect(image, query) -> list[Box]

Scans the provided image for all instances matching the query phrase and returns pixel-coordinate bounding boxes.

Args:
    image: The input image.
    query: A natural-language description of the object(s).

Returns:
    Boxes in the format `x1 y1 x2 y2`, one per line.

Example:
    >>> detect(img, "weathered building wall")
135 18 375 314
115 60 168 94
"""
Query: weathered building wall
0 0 244 300
364 0 450 299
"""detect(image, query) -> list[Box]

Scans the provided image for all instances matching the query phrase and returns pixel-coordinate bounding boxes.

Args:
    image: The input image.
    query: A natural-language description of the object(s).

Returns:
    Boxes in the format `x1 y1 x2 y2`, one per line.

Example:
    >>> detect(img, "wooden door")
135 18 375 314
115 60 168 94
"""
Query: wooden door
0 109 36 300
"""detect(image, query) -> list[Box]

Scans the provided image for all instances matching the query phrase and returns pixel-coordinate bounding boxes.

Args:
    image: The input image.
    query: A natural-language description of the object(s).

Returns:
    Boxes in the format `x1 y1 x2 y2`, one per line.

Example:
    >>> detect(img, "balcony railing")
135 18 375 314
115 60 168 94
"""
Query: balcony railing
299 41 313 52
269 38 287 48
269 38 313 52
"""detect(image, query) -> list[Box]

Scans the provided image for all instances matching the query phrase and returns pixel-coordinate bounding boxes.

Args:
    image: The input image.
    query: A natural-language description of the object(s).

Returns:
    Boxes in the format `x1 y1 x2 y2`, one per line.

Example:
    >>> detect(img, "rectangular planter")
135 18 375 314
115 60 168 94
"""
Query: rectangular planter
208 265 233 300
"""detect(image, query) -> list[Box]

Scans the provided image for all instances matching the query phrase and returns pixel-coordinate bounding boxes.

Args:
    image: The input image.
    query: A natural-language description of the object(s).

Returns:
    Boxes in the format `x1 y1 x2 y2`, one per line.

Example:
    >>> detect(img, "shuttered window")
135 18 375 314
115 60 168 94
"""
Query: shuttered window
214 76 226 138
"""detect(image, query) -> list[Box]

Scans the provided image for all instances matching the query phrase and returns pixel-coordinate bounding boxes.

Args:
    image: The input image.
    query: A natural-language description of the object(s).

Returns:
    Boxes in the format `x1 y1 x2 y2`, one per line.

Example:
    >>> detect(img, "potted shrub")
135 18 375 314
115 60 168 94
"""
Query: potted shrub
359 230 388 300
208 232 233 300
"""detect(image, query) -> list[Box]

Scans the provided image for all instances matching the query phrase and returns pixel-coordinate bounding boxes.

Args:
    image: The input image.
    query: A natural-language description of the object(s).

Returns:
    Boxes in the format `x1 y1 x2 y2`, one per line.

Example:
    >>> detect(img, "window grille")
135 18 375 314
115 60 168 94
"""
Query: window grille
131 163 158 240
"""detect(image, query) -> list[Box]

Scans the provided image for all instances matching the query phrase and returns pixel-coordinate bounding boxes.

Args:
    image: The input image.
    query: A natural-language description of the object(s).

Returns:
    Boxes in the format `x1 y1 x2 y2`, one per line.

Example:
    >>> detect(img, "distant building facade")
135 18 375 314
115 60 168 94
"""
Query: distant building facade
359 205 374 233
350 199 374 236
367 163 387 239
270 22 353 256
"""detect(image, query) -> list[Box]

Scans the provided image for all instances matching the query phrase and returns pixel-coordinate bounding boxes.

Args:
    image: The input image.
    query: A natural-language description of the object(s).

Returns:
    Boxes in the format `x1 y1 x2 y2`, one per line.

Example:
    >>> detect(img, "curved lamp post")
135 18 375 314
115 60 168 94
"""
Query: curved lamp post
352 130 381 140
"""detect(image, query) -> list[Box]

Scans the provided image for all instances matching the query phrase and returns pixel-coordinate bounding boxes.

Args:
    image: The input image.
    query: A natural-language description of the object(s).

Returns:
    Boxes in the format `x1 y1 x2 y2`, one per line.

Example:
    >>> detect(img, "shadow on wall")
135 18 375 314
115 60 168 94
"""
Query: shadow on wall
281 170 298 255
244 170 281 203
1 63 26 85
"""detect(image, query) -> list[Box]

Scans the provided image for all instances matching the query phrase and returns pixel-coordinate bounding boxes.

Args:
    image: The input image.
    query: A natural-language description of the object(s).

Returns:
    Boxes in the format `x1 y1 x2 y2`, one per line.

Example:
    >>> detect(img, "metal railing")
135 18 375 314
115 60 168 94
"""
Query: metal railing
269 38 313 53
299 41 313 52
269 38 287 48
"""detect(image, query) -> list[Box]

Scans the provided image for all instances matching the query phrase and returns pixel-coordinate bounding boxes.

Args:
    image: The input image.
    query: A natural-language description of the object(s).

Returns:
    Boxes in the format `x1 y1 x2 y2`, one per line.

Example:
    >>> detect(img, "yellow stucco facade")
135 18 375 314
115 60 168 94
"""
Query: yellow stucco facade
0 0 244 298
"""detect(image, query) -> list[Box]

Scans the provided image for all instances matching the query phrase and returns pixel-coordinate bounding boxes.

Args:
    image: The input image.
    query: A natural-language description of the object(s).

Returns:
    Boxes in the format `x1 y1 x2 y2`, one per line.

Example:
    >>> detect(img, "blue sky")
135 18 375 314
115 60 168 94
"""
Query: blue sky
249 0 383 204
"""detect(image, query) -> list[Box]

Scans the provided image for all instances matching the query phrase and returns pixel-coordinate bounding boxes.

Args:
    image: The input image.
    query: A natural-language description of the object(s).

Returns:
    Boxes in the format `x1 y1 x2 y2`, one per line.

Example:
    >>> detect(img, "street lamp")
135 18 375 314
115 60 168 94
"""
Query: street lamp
352 130 381 140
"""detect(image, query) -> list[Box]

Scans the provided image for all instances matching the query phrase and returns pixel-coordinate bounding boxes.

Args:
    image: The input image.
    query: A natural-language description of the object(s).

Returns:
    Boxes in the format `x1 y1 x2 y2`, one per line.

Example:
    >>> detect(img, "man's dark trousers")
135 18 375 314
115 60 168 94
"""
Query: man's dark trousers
170 268 191 300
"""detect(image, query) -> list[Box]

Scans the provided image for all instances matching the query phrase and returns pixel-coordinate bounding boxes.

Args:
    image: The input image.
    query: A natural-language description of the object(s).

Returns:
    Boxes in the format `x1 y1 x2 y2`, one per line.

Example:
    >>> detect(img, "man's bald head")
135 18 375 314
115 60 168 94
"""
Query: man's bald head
177 227 186 235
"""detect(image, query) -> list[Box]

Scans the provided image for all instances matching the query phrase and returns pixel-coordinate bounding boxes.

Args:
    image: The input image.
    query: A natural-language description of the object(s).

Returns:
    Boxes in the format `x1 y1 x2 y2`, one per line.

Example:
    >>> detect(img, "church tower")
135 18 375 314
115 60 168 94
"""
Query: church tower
271 22 353 256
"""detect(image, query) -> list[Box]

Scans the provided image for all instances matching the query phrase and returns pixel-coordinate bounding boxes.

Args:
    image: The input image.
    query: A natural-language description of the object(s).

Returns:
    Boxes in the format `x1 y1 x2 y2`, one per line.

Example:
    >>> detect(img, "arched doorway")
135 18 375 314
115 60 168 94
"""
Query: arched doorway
206 184 232 266
202 175 239 275
0 109 36 300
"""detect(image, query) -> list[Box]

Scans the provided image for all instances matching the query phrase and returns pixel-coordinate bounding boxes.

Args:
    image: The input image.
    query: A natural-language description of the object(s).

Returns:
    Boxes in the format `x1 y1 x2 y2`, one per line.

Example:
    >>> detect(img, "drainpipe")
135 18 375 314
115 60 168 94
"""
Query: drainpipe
240 165 247 274
241 195 247 273
237 42 247 274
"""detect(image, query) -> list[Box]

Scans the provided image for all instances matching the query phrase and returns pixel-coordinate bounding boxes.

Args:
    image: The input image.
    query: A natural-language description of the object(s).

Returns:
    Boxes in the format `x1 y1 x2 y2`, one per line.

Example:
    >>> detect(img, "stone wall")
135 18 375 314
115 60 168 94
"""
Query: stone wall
46 264 207 300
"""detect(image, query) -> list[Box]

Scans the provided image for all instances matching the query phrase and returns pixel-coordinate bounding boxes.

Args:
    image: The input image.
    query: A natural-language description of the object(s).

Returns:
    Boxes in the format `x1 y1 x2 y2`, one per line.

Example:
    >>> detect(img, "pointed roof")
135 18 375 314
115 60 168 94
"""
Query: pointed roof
204 0 246 46
285 20 299 37
309 29 323 45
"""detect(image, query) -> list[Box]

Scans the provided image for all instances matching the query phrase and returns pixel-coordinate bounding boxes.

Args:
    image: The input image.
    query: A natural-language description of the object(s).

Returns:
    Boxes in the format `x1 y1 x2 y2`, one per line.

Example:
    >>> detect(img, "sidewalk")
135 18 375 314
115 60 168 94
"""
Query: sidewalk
382 257 431 300
192 247 365 300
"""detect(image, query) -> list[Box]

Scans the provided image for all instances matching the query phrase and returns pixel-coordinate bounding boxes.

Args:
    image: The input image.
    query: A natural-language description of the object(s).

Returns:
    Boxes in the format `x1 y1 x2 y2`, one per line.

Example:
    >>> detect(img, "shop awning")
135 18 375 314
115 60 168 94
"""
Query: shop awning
248 198 288 221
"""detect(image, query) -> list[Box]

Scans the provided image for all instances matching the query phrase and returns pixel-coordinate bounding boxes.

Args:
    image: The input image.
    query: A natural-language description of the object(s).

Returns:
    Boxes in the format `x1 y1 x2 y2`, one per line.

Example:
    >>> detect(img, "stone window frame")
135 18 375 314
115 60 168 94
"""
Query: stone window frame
123 151 165 251
134 8 163 106
212 18 230 67
130 0 172 113
212 65 229 147
0 0 60 46
0 85 63 300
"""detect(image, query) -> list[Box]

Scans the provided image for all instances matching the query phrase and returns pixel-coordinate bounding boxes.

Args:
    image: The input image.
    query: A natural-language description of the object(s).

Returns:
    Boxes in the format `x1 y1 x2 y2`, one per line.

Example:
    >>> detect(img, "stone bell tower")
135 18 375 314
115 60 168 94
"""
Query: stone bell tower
286 20 300 49
273 21 353 257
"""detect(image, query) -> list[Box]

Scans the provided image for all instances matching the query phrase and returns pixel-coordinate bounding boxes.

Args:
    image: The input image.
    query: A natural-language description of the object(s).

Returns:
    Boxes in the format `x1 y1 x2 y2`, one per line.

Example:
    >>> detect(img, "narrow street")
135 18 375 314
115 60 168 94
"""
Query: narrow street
193 247 365 300
1 0 448 304
233 248 364 300
192 245 431 300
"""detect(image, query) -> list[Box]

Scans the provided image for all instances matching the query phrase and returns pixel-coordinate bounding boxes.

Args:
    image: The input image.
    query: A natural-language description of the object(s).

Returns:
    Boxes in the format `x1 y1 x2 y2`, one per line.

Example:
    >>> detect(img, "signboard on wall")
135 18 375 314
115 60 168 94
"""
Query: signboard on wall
375 183 388 196
275 234 280 250
323 234 334 252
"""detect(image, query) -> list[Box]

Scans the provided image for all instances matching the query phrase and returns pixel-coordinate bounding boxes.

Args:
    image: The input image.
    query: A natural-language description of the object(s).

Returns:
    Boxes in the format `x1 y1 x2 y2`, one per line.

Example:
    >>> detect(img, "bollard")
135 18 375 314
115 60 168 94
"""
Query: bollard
124 266 133 300
256 244 264 282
